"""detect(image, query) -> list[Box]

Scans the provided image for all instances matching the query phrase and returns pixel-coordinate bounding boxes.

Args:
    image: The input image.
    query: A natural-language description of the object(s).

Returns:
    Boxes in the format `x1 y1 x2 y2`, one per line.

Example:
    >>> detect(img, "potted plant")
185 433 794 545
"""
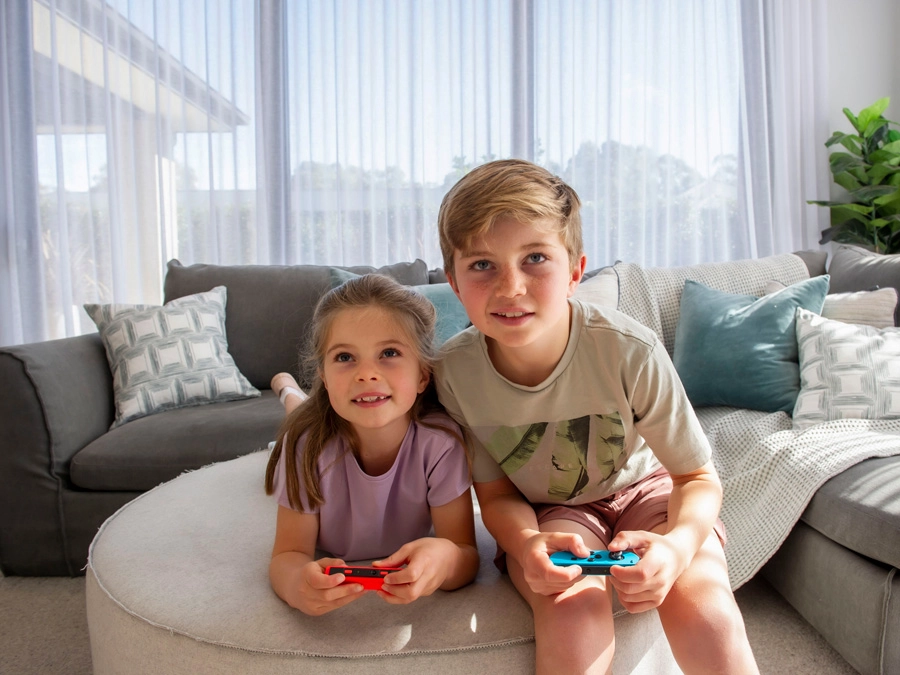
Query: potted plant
809 97 900 254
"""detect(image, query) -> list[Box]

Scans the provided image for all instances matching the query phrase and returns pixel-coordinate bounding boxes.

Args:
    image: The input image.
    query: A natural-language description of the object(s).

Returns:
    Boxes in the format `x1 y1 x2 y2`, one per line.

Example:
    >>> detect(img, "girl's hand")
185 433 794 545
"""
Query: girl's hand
292 557 367 616
371 538 458 604
519 531 591 596
607 531 689 613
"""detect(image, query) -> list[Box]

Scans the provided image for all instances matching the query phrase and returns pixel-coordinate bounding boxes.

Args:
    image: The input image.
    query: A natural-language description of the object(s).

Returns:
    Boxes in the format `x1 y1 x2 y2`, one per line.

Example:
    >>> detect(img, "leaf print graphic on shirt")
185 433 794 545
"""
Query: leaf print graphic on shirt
594 413 626 481
549 413 626 501
549 415 591 500
486 422 549 474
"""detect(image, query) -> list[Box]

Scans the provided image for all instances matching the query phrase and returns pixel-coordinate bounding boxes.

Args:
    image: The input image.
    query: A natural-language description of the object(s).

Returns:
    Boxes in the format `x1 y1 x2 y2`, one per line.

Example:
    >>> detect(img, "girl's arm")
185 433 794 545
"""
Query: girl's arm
373 490 480 603
269 504 366 615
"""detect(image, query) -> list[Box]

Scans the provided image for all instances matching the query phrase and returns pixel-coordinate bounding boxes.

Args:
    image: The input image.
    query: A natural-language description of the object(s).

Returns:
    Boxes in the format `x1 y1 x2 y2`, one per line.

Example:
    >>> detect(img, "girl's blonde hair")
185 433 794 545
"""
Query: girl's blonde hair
264 274 464 510
438 158 583 277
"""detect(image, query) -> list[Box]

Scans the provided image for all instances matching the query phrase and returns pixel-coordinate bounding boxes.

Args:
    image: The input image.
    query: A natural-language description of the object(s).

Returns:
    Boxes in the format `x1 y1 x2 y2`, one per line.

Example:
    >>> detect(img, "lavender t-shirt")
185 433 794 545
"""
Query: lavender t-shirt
272 415 471 562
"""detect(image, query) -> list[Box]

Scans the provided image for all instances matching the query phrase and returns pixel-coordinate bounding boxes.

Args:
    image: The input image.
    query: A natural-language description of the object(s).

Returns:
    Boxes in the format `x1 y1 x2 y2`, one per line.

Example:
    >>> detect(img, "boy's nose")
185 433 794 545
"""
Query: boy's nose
496 266 526 298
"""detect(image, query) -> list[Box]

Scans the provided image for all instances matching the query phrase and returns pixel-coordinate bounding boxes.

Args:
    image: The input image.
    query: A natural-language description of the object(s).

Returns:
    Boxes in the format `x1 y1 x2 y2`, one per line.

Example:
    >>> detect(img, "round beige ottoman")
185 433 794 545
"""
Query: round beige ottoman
86 450 678 674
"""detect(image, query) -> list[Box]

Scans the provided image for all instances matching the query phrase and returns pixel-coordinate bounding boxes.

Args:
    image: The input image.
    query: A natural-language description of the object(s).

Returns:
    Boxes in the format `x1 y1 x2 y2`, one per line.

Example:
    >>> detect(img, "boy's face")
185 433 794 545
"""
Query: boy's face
447 216 586 374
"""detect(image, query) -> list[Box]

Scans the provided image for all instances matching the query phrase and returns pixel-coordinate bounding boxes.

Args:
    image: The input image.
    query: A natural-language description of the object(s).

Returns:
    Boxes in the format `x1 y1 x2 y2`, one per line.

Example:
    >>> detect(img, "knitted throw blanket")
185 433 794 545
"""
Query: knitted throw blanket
697 408 900 588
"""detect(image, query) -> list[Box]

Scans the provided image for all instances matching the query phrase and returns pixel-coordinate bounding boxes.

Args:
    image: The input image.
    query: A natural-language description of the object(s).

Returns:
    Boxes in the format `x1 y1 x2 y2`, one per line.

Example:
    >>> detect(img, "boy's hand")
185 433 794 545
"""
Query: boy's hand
372 537 457 604
607 531 689 613
292 557 367 616
520 531 592 596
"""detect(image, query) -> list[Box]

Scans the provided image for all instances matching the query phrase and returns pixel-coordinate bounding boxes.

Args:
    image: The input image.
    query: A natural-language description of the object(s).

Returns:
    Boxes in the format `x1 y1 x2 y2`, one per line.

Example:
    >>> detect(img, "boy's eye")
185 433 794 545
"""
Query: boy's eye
471 260 492 271
526 253 547 264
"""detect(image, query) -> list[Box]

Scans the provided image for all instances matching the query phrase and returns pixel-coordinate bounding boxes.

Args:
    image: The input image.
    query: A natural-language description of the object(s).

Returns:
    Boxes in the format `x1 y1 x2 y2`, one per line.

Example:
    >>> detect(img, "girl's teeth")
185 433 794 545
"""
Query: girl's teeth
357 395 386 402
499 312 525 318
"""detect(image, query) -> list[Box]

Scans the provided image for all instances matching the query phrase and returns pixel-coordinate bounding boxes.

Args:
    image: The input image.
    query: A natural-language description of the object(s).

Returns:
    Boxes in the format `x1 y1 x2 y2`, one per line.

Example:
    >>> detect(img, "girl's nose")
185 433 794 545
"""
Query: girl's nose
355 360 380 381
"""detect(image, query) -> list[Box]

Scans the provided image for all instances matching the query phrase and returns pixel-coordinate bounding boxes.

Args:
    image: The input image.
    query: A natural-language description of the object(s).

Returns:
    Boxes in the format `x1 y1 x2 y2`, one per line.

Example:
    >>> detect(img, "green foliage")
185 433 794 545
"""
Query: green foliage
809 97 900 254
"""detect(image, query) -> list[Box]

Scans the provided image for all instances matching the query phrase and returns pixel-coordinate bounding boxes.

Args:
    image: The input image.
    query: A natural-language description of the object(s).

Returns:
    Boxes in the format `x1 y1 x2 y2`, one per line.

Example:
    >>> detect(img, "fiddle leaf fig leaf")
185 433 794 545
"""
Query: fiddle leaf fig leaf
858 97 890 133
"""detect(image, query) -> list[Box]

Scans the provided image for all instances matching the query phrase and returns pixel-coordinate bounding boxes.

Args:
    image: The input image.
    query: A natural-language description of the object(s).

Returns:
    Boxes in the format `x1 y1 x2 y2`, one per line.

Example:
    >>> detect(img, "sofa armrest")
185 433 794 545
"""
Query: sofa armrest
0 334 114 575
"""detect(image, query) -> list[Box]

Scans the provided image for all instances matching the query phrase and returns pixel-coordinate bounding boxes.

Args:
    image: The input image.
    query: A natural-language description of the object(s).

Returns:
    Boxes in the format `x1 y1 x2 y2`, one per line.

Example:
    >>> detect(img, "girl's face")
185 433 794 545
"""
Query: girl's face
319 306 429 440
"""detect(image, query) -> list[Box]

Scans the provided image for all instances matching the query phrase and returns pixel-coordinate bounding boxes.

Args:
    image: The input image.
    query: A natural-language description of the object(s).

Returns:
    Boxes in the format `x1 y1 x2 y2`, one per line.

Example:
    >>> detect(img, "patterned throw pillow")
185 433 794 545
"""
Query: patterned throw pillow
793 308 900 430
84 286 259 428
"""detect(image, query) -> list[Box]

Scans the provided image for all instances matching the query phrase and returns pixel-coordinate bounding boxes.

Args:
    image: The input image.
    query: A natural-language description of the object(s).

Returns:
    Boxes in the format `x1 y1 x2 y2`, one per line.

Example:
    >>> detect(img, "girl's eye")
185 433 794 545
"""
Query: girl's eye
382 348 400 358
471 260 492 271
526 253 547 264
335 352 353 363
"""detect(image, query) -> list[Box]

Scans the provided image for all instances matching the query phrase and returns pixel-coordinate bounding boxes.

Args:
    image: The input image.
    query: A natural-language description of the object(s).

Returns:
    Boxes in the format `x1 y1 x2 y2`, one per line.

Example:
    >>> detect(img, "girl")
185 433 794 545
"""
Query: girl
265 274 479 616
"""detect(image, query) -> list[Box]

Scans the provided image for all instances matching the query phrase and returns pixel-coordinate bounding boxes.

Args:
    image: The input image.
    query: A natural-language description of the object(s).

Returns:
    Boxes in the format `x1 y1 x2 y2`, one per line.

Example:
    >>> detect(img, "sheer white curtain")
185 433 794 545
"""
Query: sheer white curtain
1 0 829 347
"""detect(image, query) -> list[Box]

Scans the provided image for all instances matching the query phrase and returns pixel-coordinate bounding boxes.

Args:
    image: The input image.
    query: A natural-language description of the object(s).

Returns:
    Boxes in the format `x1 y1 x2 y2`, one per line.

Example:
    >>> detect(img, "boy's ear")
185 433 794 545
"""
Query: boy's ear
446 271 461 298
567 254 588 296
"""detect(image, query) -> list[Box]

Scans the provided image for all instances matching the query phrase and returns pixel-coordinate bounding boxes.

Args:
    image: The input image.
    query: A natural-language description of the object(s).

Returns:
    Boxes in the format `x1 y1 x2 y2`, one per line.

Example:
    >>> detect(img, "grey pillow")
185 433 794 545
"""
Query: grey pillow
163 259 431 389
828 244 900 326
84 286 259 428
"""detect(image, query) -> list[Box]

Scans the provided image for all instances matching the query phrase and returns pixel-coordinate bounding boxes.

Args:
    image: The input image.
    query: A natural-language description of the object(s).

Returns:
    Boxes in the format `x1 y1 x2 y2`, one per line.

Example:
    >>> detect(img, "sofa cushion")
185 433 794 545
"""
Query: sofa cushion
163 259 430 389
70 392 283 491
574 267 619 309
765 281 898 329
828 244 900 326
801 455 900 569
84 287 260 428
793 308 900 429
673 276 829 412
615 253 811 355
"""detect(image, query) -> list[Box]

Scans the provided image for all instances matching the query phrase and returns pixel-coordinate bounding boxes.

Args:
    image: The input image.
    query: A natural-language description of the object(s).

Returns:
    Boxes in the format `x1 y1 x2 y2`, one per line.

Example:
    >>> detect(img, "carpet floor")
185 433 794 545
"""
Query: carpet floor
0 573 858 674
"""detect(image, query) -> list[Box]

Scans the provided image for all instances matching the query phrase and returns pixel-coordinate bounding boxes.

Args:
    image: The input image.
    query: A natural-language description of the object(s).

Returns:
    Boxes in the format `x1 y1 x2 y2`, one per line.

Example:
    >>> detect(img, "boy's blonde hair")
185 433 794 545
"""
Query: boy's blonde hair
264 274 465 511
438 159 583 277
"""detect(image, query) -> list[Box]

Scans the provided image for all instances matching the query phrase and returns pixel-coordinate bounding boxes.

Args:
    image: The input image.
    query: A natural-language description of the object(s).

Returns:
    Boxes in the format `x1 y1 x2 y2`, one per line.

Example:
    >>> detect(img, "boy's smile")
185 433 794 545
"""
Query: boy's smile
448 216 585 385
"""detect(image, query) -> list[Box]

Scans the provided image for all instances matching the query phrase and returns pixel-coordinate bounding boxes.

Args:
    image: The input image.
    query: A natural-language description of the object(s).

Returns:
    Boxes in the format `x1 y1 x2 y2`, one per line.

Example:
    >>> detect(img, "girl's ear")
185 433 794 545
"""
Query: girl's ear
318 369 328 391
418 367 430 394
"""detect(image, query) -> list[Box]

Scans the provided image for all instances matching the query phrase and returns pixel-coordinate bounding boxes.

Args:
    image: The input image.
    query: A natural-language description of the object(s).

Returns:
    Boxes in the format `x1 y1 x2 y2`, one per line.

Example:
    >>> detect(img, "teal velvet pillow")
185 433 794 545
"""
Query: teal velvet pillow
673 275 830 412
328 268 469 346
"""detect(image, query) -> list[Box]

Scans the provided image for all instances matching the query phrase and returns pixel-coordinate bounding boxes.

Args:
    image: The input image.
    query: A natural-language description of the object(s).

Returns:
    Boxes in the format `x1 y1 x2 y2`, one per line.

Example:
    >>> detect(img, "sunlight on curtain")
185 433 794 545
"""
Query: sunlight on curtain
10 0 256 344
279 0 515 267
0 0 828 347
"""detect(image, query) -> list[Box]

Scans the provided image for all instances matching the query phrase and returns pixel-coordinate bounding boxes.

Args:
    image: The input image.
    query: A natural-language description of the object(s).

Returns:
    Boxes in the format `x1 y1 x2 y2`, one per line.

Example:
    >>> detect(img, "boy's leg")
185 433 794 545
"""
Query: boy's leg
506 519 616 675
653 526 759 675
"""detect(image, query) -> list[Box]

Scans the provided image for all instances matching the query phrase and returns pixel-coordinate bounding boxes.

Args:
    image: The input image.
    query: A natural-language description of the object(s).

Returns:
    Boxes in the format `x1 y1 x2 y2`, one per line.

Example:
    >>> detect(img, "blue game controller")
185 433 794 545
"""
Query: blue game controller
549 550 640 575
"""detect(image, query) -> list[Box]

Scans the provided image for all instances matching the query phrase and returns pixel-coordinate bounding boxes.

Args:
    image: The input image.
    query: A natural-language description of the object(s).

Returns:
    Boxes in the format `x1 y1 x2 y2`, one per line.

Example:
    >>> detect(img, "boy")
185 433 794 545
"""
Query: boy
434 159 758 674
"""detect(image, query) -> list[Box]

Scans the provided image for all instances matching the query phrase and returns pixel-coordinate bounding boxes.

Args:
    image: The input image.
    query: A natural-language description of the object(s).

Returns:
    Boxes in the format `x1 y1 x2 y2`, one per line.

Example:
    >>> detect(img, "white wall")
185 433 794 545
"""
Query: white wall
827 0 900 142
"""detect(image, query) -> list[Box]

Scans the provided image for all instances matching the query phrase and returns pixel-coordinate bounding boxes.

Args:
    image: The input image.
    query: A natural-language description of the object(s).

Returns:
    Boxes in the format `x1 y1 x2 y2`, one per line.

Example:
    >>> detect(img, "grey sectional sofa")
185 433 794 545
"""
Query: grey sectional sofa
1 248 898 674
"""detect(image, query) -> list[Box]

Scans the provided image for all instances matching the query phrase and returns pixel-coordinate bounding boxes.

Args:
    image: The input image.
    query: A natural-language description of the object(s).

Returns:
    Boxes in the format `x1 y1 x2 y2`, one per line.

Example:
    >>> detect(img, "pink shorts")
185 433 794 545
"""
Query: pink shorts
494 467 727 572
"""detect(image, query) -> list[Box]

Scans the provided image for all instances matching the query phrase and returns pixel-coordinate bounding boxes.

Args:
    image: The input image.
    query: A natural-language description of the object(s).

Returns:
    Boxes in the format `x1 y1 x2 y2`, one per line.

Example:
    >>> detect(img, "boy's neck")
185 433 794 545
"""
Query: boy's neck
486 306 573 387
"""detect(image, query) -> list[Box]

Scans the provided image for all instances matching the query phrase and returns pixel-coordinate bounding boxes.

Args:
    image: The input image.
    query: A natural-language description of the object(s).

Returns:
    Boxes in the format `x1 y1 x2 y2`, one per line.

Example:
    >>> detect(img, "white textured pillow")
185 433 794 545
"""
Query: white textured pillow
85 286 259 428
766 280 897 328
792 307 900 430
575 269 618 308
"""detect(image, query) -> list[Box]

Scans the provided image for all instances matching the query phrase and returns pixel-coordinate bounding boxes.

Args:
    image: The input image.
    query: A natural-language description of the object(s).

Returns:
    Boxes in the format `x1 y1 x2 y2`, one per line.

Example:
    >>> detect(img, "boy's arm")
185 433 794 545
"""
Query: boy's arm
475 476 589 595
664 460 723 562
608 460 723 611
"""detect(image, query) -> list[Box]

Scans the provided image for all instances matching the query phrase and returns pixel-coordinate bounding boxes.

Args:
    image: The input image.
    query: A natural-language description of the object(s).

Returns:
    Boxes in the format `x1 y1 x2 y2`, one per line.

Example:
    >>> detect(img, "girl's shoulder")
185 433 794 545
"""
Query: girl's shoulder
412 412 465 445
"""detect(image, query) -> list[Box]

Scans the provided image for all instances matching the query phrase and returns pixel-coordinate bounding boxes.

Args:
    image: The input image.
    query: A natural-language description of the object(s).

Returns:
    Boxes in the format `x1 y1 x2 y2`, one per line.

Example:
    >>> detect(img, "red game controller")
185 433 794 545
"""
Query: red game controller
324 565 404 590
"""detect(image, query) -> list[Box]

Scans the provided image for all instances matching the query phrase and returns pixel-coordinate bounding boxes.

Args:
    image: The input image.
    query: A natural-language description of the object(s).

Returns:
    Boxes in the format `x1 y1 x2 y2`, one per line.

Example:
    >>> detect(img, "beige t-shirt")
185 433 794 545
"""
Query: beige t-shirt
435 299 711 505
